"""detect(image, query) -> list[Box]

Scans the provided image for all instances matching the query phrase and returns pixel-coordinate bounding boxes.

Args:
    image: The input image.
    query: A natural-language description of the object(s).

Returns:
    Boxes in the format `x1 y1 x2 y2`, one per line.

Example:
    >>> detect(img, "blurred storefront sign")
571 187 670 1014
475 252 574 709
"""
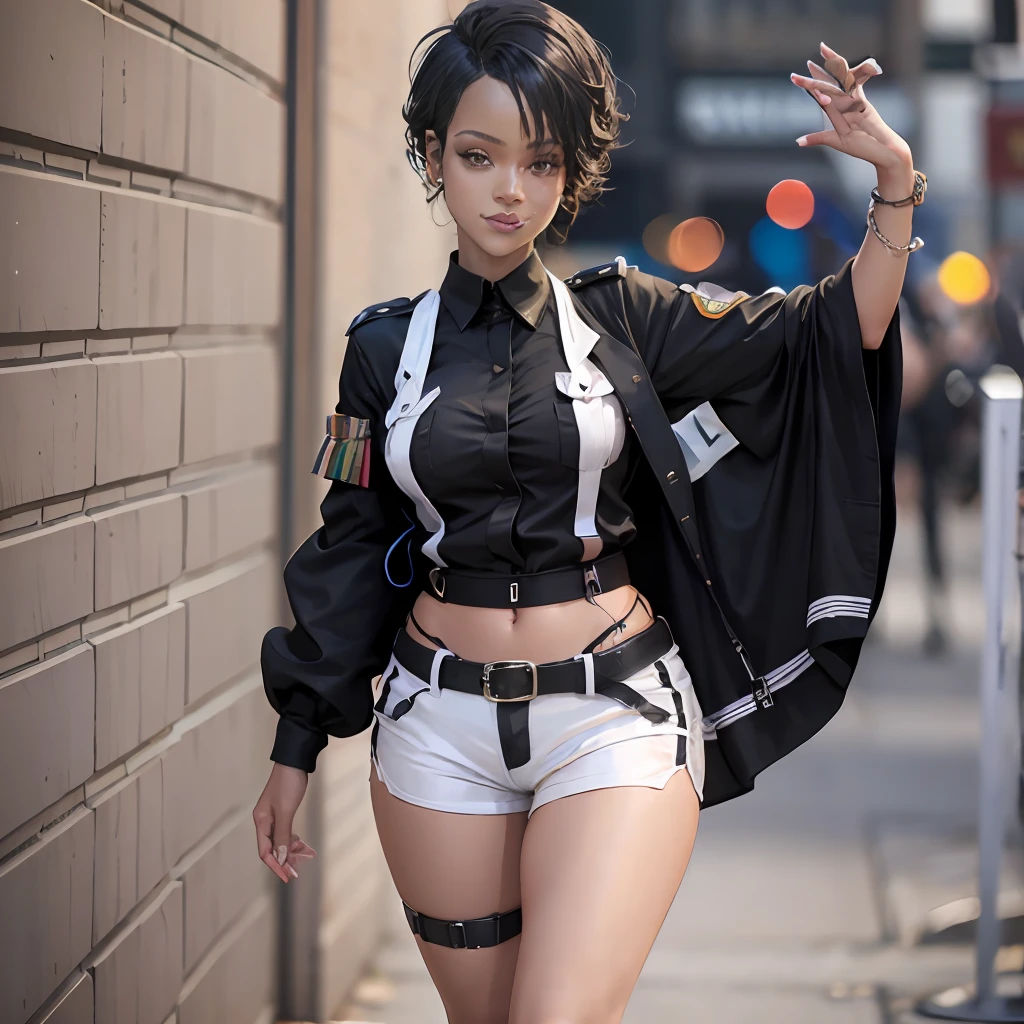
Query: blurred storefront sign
668 0 891 72
987 107 1024 182
676 78 915 147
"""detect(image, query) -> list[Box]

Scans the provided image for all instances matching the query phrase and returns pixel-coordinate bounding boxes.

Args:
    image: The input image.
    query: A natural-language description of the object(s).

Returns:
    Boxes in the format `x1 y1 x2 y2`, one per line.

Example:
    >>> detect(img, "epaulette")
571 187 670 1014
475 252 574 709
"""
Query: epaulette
564 255 632 290
345 291 427 336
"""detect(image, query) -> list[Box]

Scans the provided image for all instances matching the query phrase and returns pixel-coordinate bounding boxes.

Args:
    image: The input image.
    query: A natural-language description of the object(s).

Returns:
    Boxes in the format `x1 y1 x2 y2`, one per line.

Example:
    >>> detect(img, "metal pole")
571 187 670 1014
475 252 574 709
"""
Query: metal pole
919 369 1024 1021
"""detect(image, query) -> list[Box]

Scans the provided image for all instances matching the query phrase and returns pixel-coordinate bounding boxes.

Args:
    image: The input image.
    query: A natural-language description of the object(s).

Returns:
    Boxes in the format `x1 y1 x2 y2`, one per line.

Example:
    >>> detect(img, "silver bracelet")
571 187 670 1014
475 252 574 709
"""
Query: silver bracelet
867 200 924 256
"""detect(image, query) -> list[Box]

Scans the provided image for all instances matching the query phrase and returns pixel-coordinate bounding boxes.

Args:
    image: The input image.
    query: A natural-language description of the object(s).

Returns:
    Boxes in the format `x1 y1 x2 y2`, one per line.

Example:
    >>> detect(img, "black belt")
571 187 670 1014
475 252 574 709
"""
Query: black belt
392 616 674 703
426 551 630 609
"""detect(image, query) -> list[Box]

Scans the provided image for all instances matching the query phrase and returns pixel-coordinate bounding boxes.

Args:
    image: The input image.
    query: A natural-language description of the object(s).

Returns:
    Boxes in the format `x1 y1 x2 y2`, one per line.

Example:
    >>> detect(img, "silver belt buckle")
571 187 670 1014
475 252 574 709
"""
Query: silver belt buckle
481 660 538 702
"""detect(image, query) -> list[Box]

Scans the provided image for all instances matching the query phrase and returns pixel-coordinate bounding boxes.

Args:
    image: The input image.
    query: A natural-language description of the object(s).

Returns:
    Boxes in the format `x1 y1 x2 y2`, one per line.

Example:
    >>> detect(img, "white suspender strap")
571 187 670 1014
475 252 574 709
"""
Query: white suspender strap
384 290 448 566
546 271 625 542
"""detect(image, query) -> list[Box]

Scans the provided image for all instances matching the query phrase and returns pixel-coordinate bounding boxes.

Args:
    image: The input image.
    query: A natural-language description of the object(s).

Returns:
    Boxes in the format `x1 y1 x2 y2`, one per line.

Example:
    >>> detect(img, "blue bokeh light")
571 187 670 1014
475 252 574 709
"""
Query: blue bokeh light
748 216 811 291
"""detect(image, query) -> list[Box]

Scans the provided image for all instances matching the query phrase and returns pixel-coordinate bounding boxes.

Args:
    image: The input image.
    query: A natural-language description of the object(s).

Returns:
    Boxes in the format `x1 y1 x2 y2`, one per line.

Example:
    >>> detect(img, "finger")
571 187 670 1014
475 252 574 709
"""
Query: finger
273 812 296 873
806 60 841 89
791 73 844 100
261 849 291 883
290 838 316 859
807 81 858 134
797 129 842 149
820 42 855 93
254 811 273 860
849 58 883 91
254 811 290 882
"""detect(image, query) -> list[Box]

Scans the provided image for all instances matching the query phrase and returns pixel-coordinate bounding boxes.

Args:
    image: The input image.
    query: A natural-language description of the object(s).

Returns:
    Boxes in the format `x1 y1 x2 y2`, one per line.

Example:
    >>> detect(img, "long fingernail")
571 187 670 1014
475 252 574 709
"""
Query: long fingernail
796 136 809 147
287 863 299 879
865 58 883 74
276 845 287 865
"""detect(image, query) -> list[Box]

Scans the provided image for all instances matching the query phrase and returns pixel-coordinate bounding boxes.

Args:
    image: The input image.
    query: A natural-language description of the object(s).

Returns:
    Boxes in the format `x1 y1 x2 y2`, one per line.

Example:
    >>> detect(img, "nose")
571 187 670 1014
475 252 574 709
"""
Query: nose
493 164 525 207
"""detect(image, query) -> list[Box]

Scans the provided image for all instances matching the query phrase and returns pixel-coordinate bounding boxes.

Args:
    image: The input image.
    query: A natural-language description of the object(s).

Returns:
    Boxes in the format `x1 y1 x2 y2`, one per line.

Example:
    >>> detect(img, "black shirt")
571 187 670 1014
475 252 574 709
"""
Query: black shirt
261 253 901 786
411 250 635 573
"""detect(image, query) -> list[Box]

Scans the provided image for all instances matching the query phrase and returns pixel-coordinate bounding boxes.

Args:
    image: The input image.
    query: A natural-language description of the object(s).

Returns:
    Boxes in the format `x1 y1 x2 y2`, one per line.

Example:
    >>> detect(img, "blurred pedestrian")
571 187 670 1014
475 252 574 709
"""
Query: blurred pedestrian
894 296 953 654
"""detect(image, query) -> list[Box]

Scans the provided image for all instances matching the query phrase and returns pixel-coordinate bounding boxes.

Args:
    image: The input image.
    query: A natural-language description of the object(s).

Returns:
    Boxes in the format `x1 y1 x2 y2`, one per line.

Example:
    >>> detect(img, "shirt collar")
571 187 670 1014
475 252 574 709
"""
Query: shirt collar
439 249 551 331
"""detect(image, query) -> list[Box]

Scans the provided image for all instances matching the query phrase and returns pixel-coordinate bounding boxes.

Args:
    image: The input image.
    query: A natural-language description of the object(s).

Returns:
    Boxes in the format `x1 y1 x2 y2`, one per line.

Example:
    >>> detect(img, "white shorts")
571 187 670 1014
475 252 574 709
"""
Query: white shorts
369 634 705 818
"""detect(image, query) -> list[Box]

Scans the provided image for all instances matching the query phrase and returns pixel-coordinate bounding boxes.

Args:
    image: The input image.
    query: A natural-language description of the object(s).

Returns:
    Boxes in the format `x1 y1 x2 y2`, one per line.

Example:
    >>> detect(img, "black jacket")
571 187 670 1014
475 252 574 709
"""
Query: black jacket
261 256 901 807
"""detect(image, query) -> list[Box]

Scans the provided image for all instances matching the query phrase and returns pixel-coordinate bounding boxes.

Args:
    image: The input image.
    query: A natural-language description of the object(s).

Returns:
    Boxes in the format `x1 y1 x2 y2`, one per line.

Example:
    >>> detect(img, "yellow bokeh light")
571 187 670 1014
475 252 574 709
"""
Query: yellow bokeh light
937 251 991 305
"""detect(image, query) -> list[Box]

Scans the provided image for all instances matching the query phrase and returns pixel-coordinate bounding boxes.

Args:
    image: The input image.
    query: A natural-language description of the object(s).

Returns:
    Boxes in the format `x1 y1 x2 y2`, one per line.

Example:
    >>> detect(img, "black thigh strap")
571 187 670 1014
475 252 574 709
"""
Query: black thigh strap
403 901 523 949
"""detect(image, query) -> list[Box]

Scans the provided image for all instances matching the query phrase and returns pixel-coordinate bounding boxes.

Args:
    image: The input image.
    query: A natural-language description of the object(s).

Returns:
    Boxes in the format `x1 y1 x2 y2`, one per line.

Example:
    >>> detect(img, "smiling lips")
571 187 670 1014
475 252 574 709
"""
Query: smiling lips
485 212 524 232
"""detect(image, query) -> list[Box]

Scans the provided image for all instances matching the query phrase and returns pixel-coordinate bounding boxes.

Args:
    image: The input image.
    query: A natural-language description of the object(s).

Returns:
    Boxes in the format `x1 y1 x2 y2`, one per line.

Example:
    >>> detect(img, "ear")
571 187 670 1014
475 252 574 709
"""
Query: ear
424 130 443 187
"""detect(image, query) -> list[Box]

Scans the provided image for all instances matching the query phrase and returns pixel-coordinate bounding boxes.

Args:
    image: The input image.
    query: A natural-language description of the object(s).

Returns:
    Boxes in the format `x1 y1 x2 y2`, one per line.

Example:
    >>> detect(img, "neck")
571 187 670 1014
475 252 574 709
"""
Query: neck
455 226 535 282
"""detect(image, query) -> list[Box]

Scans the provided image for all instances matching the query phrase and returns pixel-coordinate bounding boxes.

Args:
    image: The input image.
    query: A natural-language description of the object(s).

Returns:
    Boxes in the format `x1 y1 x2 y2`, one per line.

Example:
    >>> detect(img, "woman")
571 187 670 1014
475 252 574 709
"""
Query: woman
254 3 914 1021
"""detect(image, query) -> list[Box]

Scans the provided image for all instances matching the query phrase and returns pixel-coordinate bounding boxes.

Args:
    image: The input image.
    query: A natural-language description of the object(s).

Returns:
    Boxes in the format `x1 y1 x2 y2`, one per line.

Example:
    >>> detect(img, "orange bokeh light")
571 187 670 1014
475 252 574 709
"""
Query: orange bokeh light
766 179 815 230
668 217 725 273
642 213 680 266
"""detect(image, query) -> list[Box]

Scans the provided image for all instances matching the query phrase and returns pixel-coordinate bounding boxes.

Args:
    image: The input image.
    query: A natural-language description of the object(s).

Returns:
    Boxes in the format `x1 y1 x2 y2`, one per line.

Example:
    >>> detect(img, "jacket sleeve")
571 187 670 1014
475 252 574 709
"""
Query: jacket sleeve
627 259 893 458
261 333 414 772
624 258 901 671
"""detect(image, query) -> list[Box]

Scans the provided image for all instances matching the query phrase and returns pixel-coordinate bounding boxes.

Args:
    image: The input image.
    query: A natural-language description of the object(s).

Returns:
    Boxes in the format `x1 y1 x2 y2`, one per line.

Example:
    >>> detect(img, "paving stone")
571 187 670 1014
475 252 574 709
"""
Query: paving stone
622 987 883 1024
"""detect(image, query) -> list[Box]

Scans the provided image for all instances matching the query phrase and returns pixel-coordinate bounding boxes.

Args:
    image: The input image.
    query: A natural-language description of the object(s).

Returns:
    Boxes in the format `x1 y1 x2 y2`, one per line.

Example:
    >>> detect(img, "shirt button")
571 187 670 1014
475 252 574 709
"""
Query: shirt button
492 363 505 374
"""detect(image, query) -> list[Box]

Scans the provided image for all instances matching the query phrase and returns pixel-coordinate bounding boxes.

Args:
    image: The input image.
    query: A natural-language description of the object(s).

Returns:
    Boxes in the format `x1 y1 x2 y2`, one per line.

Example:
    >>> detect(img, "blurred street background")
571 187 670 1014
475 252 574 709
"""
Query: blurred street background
3 0 1024 1023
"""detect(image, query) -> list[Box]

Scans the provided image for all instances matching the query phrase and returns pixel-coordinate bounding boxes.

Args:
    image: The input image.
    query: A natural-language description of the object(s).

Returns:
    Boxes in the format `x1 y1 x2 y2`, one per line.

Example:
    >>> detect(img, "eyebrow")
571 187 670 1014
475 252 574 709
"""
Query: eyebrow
453 130 560 149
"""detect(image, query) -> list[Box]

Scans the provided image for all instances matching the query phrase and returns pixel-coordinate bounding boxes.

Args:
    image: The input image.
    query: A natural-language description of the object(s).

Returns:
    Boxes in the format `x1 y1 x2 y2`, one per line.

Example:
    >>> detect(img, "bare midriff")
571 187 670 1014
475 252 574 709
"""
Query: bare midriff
405 583 656 664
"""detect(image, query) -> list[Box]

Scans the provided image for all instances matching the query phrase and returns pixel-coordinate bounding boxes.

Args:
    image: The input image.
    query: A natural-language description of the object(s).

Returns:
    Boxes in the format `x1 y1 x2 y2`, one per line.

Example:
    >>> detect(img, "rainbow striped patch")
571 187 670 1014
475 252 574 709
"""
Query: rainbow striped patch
311 414 371 487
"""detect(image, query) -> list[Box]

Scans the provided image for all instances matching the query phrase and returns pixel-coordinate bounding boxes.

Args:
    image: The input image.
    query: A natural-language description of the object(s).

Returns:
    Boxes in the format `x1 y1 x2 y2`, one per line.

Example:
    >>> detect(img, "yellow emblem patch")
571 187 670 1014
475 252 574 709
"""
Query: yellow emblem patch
689 290 750 319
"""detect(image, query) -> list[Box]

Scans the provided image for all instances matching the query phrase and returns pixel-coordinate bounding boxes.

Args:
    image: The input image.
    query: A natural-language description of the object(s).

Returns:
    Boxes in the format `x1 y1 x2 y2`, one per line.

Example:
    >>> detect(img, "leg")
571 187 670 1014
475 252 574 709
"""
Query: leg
509 771 699 1024
370 772 528 1024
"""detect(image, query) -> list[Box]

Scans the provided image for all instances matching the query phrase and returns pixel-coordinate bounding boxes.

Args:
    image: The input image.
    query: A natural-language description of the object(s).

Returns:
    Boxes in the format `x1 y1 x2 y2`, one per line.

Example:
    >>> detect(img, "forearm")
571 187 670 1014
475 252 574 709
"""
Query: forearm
851 158 916 349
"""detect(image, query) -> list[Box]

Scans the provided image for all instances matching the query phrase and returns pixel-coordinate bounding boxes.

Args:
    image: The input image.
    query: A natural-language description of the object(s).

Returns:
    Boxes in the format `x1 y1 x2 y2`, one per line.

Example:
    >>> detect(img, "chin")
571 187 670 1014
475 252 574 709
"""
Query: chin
468 226 545 259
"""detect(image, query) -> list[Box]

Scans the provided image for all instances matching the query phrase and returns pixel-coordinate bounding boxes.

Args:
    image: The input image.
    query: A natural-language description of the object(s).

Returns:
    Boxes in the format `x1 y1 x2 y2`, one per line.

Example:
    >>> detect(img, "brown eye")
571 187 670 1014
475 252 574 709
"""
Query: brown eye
531 155 560 174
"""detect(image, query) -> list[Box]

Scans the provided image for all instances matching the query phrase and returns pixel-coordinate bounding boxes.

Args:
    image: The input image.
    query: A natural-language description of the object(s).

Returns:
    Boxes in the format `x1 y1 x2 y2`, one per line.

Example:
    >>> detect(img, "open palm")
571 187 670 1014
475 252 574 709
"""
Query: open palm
790 43 912 172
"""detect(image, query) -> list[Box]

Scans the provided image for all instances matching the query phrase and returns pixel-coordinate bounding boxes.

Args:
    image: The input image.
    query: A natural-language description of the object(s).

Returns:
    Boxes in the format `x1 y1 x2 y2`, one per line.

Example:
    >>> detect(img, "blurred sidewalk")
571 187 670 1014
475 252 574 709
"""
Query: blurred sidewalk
340 503 1018 1024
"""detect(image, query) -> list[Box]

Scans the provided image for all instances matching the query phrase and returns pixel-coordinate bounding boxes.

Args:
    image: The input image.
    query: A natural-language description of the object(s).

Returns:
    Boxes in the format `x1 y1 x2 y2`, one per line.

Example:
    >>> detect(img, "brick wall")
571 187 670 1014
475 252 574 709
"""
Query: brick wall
0 2 285 1023
306 1 456 1017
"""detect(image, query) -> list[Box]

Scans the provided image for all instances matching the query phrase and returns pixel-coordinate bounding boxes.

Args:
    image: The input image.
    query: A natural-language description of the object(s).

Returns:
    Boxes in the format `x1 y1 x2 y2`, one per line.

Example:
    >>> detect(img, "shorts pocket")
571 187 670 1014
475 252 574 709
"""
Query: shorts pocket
608 649 694 725
373 656 431 722
597 663 678 725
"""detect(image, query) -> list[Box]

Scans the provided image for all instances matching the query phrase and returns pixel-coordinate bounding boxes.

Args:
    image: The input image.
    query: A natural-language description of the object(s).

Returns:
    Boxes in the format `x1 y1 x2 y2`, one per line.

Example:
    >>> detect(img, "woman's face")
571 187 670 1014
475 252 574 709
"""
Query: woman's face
426 75 567 272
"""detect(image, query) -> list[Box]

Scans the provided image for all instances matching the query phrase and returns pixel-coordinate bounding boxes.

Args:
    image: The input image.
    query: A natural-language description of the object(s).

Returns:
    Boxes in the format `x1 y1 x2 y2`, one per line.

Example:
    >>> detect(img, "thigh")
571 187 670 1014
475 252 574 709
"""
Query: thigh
370 771 528 1024
509 771 700 1024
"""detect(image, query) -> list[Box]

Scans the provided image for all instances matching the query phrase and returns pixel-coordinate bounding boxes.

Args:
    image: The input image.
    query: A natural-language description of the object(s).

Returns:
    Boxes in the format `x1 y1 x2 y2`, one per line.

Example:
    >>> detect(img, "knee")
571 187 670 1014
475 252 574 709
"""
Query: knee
510 1004 623 1024
514 1016 618 1024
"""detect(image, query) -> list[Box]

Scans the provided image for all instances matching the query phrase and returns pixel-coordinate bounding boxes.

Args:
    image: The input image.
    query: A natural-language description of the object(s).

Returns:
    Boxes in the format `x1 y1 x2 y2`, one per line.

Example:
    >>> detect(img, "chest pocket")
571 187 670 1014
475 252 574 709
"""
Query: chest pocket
554 368 626 539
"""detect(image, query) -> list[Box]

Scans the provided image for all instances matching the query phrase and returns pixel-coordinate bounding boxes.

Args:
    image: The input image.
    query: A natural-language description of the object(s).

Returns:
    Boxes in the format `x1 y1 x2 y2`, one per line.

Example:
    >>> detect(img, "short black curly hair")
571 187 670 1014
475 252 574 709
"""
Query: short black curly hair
403 0 626 244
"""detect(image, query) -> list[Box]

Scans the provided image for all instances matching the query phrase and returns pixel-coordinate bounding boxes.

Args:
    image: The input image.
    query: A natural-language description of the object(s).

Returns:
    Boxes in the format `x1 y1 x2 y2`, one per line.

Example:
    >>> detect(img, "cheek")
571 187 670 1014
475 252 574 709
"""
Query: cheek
528 172 566 212
442 162 486 208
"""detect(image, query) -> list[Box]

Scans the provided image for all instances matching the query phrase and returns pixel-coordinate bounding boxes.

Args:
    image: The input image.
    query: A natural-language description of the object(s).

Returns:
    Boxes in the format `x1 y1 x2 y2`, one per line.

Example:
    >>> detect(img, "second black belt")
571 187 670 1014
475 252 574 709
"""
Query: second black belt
392 616 674 704
426 551 630 609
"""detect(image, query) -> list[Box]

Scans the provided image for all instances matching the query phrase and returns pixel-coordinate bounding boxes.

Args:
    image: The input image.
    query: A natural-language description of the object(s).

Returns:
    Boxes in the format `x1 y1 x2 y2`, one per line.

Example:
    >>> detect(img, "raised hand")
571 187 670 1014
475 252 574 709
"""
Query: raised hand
790 42 912 173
